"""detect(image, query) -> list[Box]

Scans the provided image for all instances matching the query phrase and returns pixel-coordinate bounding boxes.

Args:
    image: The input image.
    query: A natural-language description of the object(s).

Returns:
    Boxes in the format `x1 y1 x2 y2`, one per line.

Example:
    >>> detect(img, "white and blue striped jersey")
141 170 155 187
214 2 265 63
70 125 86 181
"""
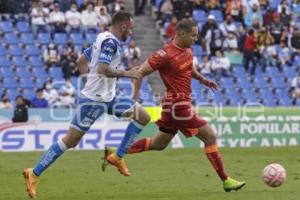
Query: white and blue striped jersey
81 31 122 102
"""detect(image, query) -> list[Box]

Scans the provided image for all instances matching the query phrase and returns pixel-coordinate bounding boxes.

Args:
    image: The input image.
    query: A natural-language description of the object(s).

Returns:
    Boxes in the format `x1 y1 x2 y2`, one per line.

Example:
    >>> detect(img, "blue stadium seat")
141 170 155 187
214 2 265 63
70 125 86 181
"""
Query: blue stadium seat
23 89 35 99
232 66 247 78
35 77 46 88
37 33 51 45
28 56 44 67
70 33 84 45
265 67 280 77
3 77 18 88
209 10 223 22
25 45 41 56
220 77 235 89
253 77 269 88
86 33 97 44
20 78 34 88
236 78 251 88
0 67 15 77
263 97 276 106
53 33 67 45
259 88 274 99
20 33 35 45
12 56 27 67
49 67 63 79
0 21 14 33
242 88 258 102
16 68 31 78
271 77 286 88
283 67 297 78
296 99 300 106
32 68 47 77
274 89 289 99
4 33 19 45
197 22 204 30
16 21 31 33
9 45 24 56
74 45 83 53
0 45 7 56
192 10 206 22
155 0 164 8
6 88 19 100
278 98 293 106
192 45 203 56
0 56 11 67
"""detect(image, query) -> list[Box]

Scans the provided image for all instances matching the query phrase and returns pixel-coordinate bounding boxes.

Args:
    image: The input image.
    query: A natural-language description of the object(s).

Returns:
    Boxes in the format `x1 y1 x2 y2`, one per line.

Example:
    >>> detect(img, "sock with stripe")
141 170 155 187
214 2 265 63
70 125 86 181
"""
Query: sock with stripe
205 144 228 181
33 140 68 176
127 137 152 154
116 121 145 158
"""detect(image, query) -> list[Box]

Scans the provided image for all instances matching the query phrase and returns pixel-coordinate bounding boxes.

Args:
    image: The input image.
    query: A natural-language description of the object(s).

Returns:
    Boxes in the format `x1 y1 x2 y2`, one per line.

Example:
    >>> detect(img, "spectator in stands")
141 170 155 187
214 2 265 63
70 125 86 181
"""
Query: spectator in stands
43 42 60 69
166 16 178 41
250 17 263 32
59 79 76 107
200 14 218 46
280 4 292 27
0 93 13 109
291 72 300 102
43 79 60 107
95 0 108 14
30 0 50 36
159 0 173 22
278 40 293 66
263 7 274 26
269 12 285 44
98 7 112 31
260 40 278 70
125 40 141 68
219 15 237 37
244 3 263 28
292 0 300 21
207 0 221 11
223 31 239 52
203 15 223 56
111 0 125 15
289 27 300 57
193 0 207 11
256 27 275 51
225 0 243 23
195 54 212 76
49 3 66 34
237 24 247 51
60 42 78 79
172 0 193 20
31 88 48 108
134 0 147 16
243 29 257 74
81 2 99 33
8 0 30 21
211 50 231 78
12 95 28 122
65 3 82 34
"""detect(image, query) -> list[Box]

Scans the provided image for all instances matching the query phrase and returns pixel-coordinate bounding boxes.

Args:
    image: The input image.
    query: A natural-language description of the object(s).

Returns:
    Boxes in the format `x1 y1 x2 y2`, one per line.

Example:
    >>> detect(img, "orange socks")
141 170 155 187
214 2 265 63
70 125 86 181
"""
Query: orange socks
127 137 151 154
205 145 228 181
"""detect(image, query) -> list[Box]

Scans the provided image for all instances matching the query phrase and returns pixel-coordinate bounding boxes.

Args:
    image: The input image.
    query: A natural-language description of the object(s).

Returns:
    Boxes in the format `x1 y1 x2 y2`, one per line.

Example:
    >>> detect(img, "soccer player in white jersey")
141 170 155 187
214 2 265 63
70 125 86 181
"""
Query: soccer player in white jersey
23 11 150 199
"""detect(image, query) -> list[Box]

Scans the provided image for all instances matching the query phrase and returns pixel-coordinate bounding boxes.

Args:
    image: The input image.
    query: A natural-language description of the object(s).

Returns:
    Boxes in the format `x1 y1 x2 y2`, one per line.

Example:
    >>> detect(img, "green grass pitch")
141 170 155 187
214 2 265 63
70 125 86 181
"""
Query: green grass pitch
1 147 300 200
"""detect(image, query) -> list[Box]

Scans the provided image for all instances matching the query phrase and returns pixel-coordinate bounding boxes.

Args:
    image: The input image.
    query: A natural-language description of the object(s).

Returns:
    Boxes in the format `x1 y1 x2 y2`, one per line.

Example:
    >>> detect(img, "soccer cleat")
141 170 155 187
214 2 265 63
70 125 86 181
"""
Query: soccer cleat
101 147 116 172
23 168 39 199
223 177 246 192
106 153 131 176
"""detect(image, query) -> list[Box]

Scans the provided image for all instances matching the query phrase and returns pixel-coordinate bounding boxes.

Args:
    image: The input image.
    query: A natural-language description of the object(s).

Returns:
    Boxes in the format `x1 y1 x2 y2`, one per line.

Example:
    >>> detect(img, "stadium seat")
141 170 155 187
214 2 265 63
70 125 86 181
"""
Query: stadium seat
271 77 286 88
28 56 44 67
0 45 7 56
16 68 31 78
20 33 35 45
12 56 28 67
242 88 258 102
6 88 19 100
53 33 68 45
192 10 206 22
20 78 34 88
0 21 14 33
263 97 276 106
220 77 235 89
4 33 19 45
86 33 97 44
16 21 31 33
192 45 203 56
3 77 18 88
253 77 269 88
37 33 51 45
274 88 289 99
49 67 63 79
278 98 293 106
70 33 84 45
32 68 47 77
22 89 35 99
35 77 47 88
236 78 252 88
0 56 11 68
259 88 274 99
74 45 83 53
25 45 41 56
265 67 280 77
232 66 248 78
282 67 297 78
209 10 223 22
155 0 164 8
0 67 15 77
9 45 24 56
197 22 204 30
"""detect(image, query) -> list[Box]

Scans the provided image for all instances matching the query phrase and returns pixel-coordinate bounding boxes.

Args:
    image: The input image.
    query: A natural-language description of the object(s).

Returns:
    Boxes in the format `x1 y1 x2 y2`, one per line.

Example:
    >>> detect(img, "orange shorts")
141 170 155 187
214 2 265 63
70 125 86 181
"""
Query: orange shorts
155 104 207 138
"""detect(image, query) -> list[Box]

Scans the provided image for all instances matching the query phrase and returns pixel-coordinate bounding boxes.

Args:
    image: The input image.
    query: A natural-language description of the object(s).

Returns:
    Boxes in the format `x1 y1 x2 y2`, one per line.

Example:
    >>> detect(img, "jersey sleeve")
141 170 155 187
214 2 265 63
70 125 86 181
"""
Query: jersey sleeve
83 46 92 61
97 38 118 64
148 49 168 70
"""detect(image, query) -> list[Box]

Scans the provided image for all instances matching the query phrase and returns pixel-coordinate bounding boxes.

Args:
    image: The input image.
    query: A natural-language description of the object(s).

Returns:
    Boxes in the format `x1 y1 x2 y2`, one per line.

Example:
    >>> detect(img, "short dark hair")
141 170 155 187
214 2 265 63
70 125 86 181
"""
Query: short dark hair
111 11 133 25
176 19 197 33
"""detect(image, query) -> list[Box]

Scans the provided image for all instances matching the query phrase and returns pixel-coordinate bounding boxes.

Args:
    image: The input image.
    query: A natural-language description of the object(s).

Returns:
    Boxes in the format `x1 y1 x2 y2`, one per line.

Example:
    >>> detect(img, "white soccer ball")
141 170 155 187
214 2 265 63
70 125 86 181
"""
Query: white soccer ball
262 163 286 187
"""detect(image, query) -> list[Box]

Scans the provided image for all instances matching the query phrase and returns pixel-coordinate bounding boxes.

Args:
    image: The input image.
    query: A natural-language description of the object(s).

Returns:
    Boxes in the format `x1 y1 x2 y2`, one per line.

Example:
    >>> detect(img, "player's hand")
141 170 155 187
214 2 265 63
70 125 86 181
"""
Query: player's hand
126 68 143 80
202 79 218 90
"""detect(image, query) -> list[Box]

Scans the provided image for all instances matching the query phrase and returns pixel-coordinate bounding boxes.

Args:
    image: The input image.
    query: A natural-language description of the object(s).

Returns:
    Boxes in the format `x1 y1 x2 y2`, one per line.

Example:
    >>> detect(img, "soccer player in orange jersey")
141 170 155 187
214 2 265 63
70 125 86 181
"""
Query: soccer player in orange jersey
104 18 246 192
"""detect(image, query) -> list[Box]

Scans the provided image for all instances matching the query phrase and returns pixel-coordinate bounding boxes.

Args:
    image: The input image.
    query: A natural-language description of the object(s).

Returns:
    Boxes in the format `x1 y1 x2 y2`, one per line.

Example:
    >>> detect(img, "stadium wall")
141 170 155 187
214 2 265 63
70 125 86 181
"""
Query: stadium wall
0 107 300 152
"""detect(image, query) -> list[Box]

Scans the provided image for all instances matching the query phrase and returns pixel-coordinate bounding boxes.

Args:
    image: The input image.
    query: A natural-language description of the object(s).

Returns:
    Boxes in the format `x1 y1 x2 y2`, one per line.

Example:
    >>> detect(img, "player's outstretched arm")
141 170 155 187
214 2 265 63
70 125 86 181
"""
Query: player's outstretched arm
97 62 142 80
192 64 218 90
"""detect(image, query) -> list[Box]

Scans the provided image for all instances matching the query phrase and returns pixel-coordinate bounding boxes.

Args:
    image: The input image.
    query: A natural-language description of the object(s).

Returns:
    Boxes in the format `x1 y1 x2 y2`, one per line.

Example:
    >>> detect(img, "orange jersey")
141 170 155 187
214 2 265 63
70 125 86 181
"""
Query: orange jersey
148 42 193 103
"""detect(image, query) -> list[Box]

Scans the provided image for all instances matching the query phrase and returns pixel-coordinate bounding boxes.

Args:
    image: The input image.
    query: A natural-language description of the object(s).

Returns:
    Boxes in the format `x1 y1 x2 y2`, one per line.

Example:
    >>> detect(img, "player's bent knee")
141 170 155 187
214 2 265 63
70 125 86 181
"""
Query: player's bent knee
63 127 84 148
